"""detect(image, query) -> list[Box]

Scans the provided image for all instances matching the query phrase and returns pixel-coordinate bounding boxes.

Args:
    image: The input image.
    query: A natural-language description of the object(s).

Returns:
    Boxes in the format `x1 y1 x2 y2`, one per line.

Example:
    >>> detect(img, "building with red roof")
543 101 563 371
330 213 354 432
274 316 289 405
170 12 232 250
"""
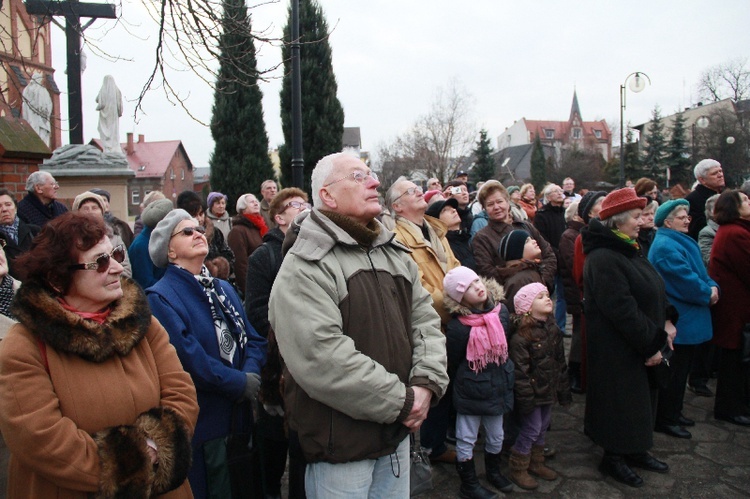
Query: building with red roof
497 91 612 166
91 133 194 217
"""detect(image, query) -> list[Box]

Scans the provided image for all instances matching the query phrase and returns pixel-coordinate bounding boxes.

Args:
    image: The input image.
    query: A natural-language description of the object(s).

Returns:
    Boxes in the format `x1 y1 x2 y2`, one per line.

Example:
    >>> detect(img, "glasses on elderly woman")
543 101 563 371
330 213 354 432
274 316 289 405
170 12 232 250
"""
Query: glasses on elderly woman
69 245 125 273
170 225 206 238
283 200 311 211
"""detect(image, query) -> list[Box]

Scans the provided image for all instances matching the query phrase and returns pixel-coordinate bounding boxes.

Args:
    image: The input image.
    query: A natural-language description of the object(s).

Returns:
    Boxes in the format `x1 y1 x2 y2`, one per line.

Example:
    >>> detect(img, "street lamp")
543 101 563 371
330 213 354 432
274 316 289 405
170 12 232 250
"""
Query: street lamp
619 72 651 187
691 115 710 160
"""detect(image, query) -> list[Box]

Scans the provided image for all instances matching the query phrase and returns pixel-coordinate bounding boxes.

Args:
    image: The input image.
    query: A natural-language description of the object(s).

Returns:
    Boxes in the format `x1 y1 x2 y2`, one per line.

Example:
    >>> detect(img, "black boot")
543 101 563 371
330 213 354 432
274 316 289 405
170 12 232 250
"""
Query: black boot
569 361 584 394
598 453 643 488
456 459 498 499
484 452 513 493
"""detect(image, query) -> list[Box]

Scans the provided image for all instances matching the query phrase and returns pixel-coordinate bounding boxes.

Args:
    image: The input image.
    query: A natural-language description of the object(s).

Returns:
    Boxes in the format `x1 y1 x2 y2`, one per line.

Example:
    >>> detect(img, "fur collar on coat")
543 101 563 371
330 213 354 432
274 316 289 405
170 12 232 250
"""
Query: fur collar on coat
444 276 505 317
10 277 151 363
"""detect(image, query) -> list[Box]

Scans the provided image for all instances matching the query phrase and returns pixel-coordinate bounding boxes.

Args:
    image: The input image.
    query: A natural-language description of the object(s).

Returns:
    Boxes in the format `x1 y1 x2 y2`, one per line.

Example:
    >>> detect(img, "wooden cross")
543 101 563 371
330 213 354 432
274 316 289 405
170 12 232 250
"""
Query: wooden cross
25 0 117 145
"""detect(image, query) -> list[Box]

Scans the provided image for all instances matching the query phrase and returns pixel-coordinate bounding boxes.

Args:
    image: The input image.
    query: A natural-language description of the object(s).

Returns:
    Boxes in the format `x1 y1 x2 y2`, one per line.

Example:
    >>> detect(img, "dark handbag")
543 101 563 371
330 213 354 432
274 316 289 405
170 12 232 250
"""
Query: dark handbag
409 431 433 497
741 323 750 364
204 400 263 499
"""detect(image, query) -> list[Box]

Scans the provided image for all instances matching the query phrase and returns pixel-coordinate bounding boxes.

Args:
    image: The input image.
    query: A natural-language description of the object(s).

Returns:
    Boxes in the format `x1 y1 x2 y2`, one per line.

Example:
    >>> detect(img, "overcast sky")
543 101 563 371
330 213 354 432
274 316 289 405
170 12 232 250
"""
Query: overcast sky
51 0 750 170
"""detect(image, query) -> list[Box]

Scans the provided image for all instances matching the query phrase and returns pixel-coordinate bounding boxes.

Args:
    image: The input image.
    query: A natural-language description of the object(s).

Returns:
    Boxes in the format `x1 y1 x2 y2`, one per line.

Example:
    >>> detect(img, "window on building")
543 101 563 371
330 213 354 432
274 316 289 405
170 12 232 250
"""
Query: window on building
544 129 554 139
181 169 185 180
131 188 141 205
593 129 602 139
572 128 582 139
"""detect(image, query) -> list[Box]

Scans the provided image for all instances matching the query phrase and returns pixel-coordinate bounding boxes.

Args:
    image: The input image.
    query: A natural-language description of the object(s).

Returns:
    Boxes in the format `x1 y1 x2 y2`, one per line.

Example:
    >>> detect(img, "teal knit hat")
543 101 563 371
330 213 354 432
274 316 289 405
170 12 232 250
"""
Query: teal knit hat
654 199 689 227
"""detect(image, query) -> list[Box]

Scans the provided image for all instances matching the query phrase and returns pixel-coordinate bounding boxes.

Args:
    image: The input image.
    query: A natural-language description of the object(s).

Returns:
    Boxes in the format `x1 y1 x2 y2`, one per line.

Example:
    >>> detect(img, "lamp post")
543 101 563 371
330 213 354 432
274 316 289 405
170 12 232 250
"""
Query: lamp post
290 0 304 189
619 72 651 187
691 115 710 160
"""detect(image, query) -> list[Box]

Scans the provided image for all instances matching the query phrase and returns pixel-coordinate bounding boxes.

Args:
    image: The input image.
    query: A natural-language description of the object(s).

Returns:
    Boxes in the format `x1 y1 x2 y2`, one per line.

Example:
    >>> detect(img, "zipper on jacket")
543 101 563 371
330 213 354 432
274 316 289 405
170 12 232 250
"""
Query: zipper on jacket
327 412 335 456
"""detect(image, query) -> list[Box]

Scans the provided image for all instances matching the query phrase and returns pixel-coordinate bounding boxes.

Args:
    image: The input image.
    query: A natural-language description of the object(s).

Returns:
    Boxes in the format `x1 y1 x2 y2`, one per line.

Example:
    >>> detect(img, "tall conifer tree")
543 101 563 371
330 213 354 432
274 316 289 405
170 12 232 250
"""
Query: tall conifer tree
665 111 691 187
279 0 345 193
531 135 546 191
209 0 274 209
471 129 496 182
642 106 667 183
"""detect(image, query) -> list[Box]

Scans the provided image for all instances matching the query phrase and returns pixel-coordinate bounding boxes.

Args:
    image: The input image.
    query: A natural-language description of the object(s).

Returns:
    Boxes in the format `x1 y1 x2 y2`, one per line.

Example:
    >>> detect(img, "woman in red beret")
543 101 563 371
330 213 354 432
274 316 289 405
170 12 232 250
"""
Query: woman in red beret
581 188 677 488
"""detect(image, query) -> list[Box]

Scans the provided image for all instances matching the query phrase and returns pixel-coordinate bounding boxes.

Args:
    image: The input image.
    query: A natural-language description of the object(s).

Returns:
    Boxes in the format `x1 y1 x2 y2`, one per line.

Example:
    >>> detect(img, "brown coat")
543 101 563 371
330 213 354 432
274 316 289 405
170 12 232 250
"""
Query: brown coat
0 278 199 498
228 215 266 294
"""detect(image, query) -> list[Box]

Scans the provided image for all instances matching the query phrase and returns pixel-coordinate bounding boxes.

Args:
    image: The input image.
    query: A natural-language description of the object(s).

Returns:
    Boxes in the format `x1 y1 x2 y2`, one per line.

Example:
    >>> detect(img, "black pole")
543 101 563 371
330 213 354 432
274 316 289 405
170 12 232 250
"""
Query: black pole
290 0 304 188
619 84 625 188
66 11 83 144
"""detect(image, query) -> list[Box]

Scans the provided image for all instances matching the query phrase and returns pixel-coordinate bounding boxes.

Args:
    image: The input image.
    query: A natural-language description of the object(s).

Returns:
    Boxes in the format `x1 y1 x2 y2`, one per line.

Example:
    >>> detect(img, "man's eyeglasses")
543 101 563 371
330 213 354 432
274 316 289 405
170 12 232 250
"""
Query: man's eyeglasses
283 201 311 211
69 245 125 273
171 226 206 239
393 186 423 203
324 170 379 187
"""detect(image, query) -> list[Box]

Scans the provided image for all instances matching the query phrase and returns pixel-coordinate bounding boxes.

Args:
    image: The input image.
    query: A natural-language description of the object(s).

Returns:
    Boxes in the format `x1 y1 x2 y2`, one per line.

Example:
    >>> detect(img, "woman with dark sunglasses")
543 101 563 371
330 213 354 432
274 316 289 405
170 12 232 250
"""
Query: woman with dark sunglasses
146 209 267 498
0 212 199 498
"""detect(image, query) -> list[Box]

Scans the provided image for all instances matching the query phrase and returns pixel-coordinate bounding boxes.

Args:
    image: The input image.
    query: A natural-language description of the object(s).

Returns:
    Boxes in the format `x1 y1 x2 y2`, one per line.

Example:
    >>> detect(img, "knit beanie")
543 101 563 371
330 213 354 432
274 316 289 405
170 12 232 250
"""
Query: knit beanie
72 191 106 212
89 188 111 202
506 185 520 196
207 191 226 209
498 229 530 261
443 266 480 304
142 198 174 229
577 190 607 223
149 209 193 268
513 282 548 315
425 198 459 219
654 198 689 227
599 188 646 220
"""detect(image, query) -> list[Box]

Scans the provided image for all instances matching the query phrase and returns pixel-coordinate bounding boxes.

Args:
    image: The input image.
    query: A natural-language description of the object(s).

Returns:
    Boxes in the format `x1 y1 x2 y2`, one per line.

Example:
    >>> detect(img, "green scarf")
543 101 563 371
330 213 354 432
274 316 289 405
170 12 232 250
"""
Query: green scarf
611 228 640 250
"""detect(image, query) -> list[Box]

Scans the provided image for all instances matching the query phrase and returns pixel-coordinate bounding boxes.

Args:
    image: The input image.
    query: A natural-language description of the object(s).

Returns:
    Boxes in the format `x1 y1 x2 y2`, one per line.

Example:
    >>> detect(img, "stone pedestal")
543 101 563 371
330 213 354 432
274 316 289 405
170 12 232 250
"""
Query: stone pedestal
42 144 133 221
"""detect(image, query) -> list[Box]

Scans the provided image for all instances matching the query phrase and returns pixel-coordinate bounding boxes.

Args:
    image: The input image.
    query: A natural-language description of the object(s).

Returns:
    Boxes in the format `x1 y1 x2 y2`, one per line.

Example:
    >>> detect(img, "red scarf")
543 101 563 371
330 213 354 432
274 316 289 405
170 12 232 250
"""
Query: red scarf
57 298 112 324
243 213 269 236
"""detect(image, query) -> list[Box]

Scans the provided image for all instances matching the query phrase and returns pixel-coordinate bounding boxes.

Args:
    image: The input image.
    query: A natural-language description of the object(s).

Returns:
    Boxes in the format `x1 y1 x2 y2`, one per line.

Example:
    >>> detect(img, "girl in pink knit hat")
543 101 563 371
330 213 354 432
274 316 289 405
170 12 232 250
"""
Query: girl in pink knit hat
443 266 514 498
507 282 572 490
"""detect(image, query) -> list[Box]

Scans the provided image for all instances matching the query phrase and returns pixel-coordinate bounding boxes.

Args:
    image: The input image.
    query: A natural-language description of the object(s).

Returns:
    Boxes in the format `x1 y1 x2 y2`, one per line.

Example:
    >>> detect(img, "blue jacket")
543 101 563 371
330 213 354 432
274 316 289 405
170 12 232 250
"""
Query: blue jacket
648 228 717 345
128 226 165 289
147 265 266 497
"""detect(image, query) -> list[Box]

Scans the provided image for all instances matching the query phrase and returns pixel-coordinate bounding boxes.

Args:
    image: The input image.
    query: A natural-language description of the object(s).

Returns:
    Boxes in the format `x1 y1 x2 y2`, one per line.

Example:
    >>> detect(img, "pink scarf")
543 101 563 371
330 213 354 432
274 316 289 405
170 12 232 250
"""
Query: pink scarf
458 302 508 373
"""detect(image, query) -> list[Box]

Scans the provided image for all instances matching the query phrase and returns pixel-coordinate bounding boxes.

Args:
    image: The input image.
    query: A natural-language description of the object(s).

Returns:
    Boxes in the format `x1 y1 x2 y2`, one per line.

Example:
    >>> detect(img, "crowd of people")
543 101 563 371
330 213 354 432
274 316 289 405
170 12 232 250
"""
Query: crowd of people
0 155 747 498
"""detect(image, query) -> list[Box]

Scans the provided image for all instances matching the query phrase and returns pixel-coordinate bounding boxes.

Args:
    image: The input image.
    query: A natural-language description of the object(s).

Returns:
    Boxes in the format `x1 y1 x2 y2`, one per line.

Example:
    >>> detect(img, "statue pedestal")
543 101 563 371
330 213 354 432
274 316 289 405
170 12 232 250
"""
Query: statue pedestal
43 144 134 221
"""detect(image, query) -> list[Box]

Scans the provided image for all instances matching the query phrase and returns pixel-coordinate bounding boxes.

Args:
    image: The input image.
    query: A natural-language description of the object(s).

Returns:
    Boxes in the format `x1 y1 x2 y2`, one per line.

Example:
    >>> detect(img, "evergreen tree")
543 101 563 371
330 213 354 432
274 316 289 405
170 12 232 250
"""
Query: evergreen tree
530 135 546 191
209 0 274 210
279 0 345 194
642 105 667 183
623 125 643 182
471 129 495 182
665 111 691 187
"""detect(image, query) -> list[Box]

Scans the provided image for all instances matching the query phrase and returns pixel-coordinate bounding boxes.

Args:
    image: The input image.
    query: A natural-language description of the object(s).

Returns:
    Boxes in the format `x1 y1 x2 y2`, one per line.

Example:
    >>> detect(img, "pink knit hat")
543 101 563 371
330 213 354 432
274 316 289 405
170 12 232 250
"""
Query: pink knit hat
443 266 480 303
513 282 548 315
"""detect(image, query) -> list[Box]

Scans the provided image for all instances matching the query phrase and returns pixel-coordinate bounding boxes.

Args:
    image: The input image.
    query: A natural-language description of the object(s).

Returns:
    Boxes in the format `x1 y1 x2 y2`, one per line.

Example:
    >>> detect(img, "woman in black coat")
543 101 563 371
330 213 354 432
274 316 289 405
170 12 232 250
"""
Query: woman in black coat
0 189 40 280
581 188 677 488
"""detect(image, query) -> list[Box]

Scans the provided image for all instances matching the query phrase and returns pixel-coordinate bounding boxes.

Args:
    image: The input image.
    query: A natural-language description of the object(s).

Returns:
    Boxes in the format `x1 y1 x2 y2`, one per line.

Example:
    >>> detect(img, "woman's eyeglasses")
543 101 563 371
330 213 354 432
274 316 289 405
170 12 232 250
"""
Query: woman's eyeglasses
283 201 311 211
170 226 206 238
69 245 125 273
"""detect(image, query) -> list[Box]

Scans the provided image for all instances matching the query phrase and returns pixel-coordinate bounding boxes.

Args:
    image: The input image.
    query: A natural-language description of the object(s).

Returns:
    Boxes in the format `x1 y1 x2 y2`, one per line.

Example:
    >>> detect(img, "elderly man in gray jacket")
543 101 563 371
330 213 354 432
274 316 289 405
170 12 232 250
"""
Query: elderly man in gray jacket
270 152 448 498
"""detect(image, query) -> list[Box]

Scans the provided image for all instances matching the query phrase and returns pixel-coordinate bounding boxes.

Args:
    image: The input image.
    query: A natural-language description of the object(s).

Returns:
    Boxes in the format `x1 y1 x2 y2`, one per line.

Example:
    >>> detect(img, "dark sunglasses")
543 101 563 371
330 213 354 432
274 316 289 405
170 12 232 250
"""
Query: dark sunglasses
69 245 125 273
170 225 206 238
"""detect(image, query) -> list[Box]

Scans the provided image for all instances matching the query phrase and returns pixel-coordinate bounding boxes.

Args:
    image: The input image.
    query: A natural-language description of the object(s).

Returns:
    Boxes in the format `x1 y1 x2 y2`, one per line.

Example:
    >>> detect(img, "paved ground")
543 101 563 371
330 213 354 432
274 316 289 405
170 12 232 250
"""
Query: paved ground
422 376 750 498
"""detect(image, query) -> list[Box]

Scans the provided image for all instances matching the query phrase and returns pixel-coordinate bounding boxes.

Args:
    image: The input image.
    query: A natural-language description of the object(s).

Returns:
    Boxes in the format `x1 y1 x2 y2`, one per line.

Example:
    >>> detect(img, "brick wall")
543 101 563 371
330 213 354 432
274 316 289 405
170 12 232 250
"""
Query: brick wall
0 159 40 199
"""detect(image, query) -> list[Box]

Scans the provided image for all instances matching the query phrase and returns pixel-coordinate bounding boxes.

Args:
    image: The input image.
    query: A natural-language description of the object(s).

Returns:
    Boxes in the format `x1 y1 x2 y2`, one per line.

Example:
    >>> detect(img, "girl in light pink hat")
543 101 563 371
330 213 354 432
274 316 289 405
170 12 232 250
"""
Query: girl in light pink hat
443 266 514 497
507 282 571 490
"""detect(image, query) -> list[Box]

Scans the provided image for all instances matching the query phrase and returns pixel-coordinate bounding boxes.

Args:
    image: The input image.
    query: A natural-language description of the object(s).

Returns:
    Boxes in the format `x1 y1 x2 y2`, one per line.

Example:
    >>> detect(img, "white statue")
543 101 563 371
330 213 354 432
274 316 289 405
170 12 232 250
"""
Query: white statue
22 72 53 146
96 75 123 154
